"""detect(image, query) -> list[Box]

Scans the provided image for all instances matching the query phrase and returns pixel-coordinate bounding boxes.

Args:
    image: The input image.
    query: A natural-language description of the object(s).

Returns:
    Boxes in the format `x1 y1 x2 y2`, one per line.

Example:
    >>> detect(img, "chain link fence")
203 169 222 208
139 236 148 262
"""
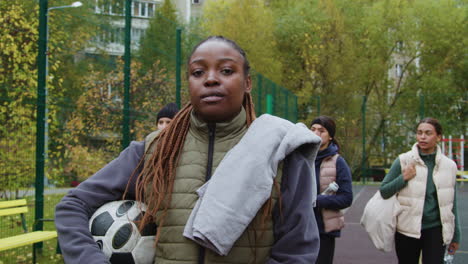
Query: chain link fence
1 1 466 262
1 2 298 262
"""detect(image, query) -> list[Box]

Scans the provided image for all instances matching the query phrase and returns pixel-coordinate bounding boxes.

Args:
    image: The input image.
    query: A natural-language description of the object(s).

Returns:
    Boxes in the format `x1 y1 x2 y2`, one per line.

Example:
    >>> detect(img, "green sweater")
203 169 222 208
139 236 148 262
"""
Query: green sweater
380 150 461 243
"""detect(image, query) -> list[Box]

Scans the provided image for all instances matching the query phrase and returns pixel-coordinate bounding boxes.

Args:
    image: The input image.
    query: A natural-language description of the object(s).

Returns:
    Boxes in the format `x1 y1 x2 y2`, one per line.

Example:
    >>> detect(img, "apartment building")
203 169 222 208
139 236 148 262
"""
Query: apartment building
86 0 205 55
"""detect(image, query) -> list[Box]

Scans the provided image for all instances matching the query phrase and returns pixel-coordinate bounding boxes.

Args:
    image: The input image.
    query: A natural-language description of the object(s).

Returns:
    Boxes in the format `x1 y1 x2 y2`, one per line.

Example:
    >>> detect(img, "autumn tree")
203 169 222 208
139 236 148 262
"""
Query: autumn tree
138 0 180 71
0 0 101 190
243 0 466 175
0 0 39 195
63 60 175 181
201 0 282 83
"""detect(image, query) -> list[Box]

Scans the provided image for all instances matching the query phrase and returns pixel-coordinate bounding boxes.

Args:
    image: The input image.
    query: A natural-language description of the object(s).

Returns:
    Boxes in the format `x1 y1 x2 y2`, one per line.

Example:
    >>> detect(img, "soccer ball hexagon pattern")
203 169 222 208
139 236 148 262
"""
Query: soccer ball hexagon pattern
89 200 157 264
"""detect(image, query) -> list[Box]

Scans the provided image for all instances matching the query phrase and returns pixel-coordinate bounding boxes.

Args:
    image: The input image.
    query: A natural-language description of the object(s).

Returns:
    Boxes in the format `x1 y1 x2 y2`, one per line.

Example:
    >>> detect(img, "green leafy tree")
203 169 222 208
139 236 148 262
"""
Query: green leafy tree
0 0 101 191
0 1 41 195
138 0 180 71
63 60 175 181
201 0 282 83
270 0 467 177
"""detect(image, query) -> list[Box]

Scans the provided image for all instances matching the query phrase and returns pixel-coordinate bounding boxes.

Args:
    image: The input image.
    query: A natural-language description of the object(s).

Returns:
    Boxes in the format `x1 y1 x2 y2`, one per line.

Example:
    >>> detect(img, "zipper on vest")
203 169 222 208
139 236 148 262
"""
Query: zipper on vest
198 123 216 264
206 123 216 181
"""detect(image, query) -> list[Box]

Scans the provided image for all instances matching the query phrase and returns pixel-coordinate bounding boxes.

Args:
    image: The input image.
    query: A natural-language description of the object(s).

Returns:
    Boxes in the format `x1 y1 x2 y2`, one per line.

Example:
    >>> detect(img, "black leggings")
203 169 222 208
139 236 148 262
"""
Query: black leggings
316 234 335 264
395 226 445 264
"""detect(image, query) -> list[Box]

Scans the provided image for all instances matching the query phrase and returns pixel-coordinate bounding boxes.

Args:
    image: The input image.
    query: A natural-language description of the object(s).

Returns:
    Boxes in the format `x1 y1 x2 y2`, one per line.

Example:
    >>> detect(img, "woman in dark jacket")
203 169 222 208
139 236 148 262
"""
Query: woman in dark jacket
310 116 353 264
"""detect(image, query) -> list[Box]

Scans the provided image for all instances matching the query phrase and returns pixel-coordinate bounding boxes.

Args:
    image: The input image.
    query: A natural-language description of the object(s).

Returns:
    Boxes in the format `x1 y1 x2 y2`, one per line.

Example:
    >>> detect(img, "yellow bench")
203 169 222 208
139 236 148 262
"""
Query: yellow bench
0 199 57 263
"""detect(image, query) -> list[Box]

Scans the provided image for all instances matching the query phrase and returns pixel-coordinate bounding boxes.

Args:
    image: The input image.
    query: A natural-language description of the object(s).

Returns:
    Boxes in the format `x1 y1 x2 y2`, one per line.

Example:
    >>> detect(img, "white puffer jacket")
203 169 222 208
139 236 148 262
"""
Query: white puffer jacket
397 143 457 245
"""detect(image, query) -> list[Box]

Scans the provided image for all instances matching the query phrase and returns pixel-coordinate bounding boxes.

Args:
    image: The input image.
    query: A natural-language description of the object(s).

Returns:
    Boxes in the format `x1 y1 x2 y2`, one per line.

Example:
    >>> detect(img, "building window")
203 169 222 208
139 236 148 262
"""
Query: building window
94 27 124 44
395 64 403 78
95 0 160 17
132 1 158 17
148 3 154 17
95 0 125 15
133 2 140 16
140 2 146 16
131 28 145 44
192 0 200 4
396 41 404 52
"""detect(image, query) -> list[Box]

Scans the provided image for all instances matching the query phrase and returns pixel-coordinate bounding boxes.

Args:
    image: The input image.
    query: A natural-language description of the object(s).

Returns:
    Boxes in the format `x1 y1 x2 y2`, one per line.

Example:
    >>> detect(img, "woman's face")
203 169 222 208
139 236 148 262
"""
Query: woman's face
416 122 441 154
157 117 172 130
188 40 252 123
310 124 331 151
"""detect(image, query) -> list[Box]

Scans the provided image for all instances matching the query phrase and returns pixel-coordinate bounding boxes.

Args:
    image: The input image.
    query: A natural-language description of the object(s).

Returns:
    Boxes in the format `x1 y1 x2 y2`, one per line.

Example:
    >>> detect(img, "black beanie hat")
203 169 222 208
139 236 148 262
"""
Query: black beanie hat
310 116 336 139
157 103 179 121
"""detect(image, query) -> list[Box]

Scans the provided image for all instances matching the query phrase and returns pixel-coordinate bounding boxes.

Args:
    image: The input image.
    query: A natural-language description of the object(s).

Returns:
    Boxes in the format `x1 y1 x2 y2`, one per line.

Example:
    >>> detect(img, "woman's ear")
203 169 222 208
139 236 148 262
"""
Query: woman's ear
245 75 252 93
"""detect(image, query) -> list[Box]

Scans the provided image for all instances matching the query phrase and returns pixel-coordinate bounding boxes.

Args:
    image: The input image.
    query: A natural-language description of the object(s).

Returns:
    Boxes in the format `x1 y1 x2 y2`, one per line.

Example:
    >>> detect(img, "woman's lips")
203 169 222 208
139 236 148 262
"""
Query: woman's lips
201 95 224 103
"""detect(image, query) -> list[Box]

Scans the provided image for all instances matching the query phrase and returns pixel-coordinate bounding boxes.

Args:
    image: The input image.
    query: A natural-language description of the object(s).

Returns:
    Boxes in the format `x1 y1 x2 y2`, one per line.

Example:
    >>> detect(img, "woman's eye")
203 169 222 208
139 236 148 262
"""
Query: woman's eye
192 70 203 77
221 68 233 75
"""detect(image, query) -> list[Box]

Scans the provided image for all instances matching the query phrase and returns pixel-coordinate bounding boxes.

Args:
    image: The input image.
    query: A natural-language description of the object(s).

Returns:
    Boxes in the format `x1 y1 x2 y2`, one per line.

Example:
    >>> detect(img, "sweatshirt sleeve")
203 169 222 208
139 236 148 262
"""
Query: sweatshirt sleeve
316 156 353 210
54 141 144 264
267 151 319 264
380 157 408 199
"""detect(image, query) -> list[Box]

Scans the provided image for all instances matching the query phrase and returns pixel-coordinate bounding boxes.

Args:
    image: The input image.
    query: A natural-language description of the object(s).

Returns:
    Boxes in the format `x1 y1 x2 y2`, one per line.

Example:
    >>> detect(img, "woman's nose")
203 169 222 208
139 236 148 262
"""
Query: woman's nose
204 71 219 87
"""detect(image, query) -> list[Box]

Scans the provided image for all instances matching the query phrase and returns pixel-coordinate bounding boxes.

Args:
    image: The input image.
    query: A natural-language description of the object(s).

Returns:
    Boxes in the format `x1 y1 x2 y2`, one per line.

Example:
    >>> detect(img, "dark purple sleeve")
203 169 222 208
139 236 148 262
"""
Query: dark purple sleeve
316 156 353 209
54 141 144 264
268 151 320 264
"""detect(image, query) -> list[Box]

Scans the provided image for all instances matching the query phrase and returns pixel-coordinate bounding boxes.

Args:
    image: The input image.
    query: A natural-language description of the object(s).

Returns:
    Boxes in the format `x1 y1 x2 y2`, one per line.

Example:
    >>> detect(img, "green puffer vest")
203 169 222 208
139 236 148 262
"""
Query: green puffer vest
144 108 282 264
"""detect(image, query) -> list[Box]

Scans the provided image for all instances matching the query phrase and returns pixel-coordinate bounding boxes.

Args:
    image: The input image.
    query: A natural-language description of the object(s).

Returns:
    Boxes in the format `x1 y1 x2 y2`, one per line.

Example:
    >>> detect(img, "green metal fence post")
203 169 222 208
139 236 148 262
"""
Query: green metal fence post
361 95 367 184
419 94 425 120
256 74 263 116
272 83 276 115
266 94 273 114
122 0 132 150
176 27 182 109
294 95 298 123
35 0 48 251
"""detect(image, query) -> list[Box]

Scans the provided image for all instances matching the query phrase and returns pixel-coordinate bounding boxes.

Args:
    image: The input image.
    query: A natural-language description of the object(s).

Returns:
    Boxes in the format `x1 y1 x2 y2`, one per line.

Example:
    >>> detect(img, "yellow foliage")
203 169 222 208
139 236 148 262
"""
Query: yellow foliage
64 145 109 182
201 0 282 83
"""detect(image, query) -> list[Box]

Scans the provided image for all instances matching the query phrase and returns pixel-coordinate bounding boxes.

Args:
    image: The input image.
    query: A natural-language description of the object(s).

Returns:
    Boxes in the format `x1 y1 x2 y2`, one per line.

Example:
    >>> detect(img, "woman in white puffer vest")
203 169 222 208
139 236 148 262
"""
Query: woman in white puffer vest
380 118 461 264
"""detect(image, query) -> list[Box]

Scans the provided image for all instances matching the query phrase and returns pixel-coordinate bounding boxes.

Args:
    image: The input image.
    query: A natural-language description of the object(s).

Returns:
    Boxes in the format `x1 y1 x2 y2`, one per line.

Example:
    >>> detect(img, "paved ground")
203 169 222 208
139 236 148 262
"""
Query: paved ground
5 183 468 263
334 184 468 264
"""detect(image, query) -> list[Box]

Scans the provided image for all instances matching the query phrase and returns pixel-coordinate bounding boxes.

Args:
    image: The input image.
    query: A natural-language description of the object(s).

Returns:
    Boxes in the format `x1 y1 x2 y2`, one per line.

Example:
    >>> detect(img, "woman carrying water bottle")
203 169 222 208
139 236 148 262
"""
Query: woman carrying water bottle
310 116 353 264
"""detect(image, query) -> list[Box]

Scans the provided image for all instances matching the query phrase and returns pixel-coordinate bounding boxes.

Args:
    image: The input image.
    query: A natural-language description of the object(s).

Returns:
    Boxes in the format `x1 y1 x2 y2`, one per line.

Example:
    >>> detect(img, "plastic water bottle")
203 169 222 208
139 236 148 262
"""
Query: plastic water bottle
321 181 339 195
444 251 454 264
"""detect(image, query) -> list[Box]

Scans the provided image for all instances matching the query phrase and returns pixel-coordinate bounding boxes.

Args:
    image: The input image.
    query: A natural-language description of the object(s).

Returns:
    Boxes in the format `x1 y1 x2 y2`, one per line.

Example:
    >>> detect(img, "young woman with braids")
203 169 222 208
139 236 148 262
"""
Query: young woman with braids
55 36 321 264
